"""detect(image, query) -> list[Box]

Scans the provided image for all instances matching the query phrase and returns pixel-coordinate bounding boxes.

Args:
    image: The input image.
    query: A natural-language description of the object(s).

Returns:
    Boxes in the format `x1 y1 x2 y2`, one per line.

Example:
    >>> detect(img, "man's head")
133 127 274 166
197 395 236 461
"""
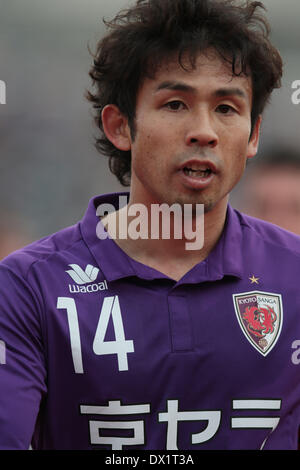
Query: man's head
88 0 282 188
236 149 300 234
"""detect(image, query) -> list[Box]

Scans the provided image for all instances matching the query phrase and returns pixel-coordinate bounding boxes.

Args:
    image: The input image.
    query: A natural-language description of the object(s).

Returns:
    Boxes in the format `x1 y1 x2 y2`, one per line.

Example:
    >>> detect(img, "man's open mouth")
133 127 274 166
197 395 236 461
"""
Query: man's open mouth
182 167 213 178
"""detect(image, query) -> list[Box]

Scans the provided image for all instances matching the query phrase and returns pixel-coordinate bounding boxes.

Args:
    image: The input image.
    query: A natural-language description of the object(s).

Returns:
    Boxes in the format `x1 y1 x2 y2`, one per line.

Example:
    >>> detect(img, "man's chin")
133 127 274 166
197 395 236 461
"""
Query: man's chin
203 200 216 214
172 195 216 214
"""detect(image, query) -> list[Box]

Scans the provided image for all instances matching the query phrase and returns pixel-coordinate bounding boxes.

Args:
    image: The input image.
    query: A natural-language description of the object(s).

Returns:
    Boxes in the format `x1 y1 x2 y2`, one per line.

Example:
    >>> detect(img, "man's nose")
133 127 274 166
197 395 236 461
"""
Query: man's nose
185 110 218 148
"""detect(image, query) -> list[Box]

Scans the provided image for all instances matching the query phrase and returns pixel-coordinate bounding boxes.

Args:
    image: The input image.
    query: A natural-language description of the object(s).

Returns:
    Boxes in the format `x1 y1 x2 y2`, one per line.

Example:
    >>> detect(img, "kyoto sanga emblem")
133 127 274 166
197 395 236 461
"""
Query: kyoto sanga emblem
233 291 283 356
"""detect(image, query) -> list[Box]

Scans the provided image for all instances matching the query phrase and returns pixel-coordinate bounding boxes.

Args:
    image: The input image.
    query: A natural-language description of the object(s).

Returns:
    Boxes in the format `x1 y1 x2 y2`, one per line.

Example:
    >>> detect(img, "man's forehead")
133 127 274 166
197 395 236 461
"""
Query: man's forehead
147 49 252 94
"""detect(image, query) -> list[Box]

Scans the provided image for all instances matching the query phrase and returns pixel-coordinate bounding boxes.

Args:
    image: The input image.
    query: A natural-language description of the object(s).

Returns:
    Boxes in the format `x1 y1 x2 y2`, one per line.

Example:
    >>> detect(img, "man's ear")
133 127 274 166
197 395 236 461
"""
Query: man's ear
247 115 262 160
101 104 132 151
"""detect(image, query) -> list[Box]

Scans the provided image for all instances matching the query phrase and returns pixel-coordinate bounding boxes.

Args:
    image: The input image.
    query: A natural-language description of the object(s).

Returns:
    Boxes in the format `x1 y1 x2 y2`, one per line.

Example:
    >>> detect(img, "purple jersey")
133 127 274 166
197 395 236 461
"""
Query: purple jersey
0 192 300 450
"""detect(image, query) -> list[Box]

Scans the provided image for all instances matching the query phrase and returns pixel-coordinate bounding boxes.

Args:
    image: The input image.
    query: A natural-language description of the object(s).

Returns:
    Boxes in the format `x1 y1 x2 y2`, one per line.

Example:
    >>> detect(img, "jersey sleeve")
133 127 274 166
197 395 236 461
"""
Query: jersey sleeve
0 263 47 449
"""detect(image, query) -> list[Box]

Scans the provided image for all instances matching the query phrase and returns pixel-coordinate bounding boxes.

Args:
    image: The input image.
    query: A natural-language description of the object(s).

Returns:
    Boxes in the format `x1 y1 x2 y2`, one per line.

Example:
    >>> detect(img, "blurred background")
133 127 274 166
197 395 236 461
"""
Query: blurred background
0 0 299 258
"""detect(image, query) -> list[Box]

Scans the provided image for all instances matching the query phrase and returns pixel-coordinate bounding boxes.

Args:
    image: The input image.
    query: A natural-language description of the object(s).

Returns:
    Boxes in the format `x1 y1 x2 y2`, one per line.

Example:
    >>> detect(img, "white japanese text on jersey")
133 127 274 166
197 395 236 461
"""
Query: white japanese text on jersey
80 398 281 450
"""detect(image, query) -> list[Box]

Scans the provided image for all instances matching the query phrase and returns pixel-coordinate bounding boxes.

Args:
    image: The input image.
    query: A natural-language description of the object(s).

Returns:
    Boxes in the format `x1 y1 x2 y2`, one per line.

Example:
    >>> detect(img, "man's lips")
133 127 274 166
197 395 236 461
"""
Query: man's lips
177 159 218 189
178 159 217 175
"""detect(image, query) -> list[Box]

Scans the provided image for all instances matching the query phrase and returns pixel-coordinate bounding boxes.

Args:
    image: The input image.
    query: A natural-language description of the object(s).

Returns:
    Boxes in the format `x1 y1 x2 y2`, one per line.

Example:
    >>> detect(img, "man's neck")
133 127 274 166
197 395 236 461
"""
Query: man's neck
101 197 228 281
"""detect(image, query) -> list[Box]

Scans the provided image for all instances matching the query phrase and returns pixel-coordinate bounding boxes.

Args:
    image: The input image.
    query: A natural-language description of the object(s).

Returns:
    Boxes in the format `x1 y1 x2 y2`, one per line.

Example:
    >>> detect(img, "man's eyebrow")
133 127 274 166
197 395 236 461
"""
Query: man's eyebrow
214 87 247 99
155 82 247 100
155 81 197 93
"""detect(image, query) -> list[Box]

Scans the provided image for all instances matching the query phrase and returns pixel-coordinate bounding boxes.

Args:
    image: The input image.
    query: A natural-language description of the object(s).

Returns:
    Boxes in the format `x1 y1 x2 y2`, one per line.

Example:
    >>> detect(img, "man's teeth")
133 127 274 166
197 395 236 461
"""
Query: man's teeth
183 167 212 177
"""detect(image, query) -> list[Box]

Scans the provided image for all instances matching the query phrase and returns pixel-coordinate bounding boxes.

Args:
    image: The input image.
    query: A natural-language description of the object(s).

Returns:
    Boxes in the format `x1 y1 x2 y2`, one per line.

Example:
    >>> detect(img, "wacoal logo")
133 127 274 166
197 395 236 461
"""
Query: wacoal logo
66 264 108 294
66 264 99 284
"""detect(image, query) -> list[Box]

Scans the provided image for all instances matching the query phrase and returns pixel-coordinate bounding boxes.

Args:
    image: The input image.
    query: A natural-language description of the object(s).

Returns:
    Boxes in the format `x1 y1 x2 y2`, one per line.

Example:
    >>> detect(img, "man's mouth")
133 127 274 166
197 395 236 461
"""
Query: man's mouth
182 166 213 178
178 159 218 189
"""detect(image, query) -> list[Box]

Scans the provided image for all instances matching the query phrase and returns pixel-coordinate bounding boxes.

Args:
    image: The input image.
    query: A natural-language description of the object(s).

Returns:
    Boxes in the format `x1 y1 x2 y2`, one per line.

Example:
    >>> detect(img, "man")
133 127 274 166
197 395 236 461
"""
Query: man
0 0 299 450
233 148 300 234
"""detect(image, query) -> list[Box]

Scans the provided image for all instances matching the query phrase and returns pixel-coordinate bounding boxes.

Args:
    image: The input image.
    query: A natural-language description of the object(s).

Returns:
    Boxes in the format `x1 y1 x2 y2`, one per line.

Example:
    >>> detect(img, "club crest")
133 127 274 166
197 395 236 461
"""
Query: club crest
233 291 283 356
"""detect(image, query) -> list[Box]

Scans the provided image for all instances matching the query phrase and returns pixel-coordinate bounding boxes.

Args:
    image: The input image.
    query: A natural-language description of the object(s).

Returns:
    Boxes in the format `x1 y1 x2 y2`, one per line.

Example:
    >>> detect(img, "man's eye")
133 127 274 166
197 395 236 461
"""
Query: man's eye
164 100 186 111
216 104 236 114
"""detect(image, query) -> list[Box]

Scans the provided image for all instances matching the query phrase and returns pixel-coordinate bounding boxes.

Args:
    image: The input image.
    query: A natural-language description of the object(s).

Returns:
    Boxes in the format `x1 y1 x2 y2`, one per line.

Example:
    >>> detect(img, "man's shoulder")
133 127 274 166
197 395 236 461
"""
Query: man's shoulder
0 222 83 279
236 208 300 257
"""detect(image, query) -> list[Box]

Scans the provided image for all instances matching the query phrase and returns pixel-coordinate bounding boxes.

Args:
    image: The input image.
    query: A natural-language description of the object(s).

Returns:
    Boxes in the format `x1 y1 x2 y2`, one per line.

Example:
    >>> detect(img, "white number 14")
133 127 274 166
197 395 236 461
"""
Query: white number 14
57 296 134 374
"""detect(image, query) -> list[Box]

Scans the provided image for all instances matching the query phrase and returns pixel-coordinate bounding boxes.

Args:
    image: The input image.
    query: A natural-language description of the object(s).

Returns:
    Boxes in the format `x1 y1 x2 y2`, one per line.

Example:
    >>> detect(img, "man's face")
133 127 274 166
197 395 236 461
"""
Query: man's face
127 50 260 212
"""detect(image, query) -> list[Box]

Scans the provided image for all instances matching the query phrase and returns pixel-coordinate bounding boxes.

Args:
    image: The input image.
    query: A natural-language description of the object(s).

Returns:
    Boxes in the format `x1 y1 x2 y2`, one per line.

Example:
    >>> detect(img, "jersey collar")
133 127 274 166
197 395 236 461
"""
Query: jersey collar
80 192 244 284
